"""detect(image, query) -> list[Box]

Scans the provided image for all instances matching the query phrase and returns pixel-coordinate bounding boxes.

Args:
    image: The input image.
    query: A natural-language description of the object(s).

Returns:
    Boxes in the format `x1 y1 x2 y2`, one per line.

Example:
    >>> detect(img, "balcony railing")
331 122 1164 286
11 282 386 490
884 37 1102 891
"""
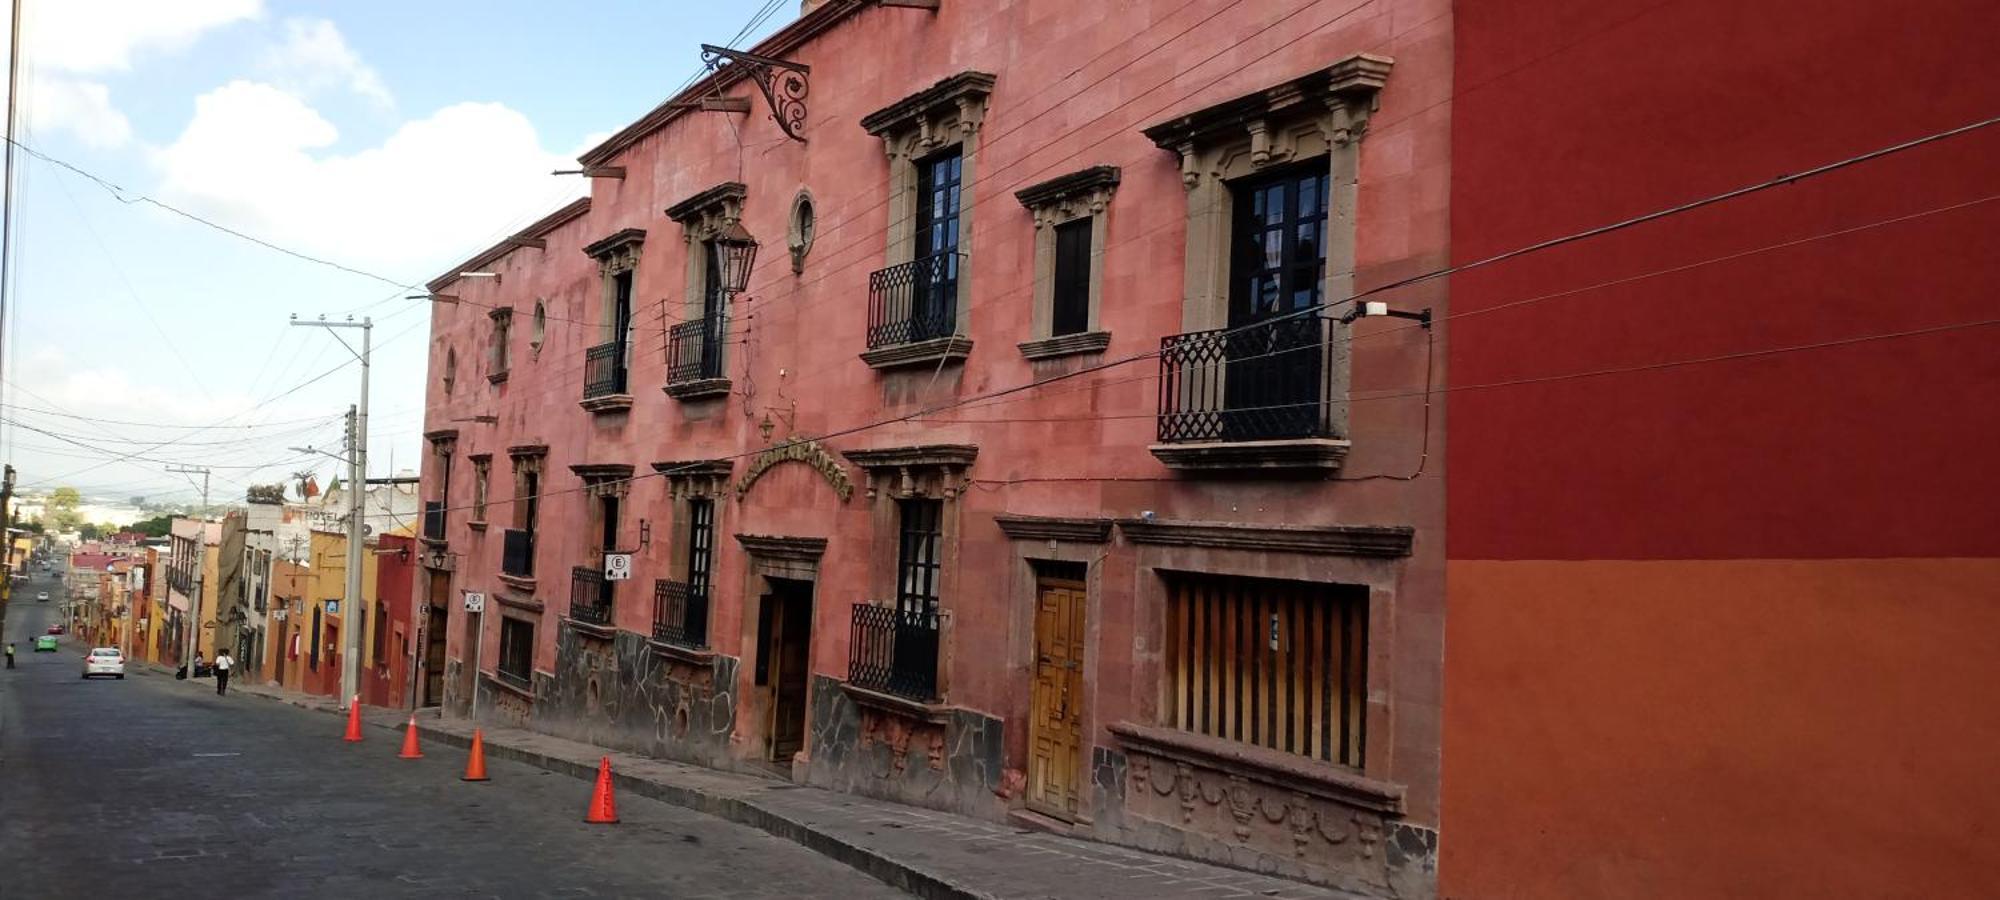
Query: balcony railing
570 566 613 626
1157 314 1336 443
501 529 535 579
422 500 446 541
847 603 940 702
667 314 728 384
582 341 628 399
651 578 708 649
866 251 959 348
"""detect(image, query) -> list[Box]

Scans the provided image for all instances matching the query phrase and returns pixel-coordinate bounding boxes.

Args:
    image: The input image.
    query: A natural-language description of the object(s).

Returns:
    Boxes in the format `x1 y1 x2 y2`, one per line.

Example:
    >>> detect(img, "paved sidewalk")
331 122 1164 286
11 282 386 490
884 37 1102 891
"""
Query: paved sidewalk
137 663 1358 900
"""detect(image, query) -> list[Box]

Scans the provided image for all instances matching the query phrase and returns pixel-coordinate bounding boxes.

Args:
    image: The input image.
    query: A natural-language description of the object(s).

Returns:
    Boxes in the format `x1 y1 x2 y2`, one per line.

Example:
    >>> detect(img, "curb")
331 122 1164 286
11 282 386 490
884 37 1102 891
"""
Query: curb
221 682 986 900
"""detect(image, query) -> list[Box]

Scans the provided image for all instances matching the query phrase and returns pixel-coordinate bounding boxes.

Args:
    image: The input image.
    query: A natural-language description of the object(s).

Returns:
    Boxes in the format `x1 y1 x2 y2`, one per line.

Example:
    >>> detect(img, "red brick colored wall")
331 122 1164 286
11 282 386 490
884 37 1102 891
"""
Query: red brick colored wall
1443 1 2000 896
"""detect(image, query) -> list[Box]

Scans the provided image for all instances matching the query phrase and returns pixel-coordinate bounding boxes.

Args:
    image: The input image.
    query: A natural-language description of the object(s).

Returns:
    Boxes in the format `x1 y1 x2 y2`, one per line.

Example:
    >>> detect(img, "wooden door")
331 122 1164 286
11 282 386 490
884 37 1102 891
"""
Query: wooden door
424 606 447 706
1028 576 1088 819
768 584 813 762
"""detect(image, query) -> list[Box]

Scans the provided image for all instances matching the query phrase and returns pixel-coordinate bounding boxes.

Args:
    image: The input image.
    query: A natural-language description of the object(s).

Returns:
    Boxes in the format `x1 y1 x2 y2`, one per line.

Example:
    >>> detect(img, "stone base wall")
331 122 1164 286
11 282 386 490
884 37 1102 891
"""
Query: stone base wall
803 674 1006 817
532 626 740 770
1088 745 1437 898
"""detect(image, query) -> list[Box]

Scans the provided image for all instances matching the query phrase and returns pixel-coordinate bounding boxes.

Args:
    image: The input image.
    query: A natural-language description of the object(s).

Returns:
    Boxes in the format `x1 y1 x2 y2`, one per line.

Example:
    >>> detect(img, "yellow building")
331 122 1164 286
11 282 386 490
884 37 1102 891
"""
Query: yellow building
270 530 380 697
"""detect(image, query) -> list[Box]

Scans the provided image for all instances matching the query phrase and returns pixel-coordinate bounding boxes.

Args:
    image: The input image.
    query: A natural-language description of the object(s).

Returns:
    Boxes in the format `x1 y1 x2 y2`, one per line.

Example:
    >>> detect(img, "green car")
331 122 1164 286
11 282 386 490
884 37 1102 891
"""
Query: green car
34 635 58 652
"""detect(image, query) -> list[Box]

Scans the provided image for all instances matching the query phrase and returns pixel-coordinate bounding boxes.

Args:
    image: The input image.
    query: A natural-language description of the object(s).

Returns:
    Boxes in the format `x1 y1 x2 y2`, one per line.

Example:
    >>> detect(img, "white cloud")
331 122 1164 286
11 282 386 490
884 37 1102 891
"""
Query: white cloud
259 18 393 108
28 0 263 74
30 77 133 148
153 81 582 271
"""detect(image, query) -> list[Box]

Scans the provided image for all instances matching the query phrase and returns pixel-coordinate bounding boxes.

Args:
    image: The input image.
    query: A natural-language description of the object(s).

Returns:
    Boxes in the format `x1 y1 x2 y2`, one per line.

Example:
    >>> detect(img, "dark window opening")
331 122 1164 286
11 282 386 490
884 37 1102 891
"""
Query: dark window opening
498 617 535 686
1051 217 1092 337
896 499 943 618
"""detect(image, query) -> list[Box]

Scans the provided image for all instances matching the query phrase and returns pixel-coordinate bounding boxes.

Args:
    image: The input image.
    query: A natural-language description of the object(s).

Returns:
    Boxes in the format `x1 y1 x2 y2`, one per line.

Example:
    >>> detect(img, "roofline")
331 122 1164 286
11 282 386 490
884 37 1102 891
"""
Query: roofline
426 196 593 293
577 0 872 167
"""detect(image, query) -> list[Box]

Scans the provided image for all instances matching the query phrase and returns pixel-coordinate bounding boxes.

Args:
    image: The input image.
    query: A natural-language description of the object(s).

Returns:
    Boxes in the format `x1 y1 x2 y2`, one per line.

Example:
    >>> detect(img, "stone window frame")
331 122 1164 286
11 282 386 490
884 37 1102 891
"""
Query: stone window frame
487 307 512 384
581 227 645 365
858 72 995 367
442 346 457 396
662 183 746 401
1141 54 1392 441
840 444 977 703
530 300 547 359
787 188 816 274
468 453 492 529
1013 165 1120 360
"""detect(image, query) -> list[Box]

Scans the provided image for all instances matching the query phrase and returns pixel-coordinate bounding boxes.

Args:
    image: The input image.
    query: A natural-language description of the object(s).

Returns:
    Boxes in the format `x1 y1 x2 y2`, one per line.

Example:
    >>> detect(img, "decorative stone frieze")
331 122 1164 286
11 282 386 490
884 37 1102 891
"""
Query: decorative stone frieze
861 71 996 159
842 444 978 500
993 514 1113 544
569 463 635 498
651 458 734 500
582 228 645 275
664 182 747 239
1115 519 1413 557
734 440 852 502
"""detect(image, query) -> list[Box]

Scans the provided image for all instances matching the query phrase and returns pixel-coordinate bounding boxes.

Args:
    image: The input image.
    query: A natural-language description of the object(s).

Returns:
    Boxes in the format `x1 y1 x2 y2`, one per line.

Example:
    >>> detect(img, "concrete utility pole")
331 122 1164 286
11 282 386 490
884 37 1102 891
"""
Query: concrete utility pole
291 315 370 708
166 465 212 513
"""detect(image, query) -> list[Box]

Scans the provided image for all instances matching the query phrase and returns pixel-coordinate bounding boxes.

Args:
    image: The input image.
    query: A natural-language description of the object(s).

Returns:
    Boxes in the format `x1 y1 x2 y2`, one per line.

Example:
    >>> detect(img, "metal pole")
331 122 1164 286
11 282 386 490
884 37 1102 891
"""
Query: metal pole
469 602 482 725
183 564 202 679
0 0 22 397
340 318 370 708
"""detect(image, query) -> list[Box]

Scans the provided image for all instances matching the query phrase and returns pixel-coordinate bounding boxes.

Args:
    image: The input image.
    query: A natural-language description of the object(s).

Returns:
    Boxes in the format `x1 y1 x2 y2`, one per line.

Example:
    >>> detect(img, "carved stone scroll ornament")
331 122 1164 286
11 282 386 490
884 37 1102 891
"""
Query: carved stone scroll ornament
734 439 853 502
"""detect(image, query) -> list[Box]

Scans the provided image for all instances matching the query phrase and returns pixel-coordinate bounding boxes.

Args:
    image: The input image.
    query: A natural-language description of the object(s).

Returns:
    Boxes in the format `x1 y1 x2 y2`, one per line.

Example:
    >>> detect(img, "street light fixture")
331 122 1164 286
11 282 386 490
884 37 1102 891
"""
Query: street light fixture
714 222 759 295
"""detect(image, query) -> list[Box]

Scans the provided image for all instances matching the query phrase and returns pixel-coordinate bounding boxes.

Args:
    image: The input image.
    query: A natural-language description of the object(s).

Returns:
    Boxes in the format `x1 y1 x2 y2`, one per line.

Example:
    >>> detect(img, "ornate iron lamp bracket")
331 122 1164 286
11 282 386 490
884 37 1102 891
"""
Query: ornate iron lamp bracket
699 44 811 143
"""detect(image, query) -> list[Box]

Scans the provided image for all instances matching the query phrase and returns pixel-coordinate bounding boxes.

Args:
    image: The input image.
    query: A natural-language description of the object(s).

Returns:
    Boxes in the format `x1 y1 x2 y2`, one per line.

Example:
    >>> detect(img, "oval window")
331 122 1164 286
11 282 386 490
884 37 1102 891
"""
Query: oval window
531 300 547 357
789 190 816 273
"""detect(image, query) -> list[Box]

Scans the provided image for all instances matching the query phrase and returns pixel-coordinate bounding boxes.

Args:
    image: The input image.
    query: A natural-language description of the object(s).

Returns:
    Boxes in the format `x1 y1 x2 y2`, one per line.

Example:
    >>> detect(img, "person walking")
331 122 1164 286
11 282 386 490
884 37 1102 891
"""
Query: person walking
5 642 13 669
213 649 233 695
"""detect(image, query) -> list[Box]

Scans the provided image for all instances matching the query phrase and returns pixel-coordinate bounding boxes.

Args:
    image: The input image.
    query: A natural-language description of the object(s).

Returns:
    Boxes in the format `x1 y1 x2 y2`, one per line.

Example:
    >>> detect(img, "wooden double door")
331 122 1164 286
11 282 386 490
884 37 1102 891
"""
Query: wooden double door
1028 573 1088 819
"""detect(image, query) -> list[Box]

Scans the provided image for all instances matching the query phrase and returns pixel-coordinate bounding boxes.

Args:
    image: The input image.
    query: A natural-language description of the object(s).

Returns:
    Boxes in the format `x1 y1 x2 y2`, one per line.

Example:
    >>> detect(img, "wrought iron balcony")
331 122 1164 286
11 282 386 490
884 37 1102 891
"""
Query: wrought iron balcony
582 341 628 399
570 566 613 627
501 528 535 578
1157 313 1337 444
667 314 728 385
847 603 940 702
422 501 446 542
651 578 708 649
866 251 959 349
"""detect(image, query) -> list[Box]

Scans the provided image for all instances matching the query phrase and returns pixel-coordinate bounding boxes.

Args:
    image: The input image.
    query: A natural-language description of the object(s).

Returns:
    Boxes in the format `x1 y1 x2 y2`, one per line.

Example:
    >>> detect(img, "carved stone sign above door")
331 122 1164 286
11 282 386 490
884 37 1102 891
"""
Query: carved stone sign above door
734 439 854 503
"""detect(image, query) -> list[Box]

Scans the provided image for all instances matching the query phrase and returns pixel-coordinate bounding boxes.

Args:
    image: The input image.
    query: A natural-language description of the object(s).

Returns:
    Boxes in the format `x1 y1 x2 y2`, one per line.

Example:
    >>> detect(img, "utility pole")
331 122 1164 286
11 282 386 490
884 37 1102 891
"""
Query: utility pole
167 464 212 513
291 314 370 709
1 0 22 396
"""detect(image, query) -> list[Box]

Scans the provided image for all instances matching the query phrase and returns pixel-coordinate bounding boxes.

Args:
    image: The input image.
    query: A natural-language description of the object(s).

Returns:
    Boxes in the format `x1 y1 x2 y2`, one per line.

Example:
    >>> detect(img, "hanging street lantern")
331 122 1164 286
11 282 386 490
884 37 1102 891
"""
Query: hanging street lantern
715 221 760 295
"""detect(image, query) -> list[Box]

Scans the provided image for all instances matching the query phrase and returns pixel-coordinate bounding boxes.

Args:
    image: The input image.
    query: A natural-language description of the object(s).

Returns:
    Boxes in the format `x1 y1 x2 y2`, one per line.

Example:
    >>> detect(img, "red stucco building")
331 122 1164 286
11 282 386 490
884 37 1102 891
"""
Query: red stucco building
416 0 1996 896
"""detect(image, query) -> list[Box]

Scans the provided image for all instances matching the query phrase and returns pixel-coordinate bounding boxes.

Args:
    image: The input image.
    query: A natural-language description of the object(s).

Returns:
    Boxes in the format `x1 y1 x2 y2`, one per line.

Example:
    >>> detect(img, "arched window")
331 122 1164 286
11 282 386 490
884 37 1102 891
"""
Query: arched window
788 190 816 273
443 347 457 395
531 301 547 357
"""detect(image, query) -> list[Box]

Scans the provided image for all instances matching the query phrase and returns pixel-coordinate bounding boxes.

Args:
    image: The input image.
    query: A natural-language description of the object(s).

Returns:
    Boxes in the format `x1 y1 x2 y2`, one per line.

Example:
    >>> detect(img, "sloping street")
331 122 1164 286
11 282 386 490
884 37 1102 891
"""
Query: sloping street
0 573 906 898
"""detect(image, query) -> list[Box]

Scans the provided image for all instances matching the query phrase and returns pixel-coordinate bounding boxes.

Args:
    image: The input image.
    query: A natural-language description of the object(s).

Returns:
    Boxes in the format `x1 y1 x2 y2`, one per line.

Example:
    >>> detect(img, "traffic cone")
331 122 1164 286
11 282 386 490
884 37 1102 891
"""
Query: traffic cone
461 729 490 782
583 756 619 824
342 696 364 743
397 714 424 759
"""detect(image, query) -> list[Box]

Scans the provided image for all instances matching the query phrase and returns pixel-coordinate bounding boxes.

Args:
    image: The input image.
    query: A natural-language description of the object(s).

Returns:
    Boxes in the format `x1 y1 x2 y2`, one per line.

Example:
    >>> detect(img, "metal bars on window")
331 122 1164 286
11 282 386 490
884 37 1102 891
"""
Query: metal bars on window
1166 574 1367 767
896 498 942 617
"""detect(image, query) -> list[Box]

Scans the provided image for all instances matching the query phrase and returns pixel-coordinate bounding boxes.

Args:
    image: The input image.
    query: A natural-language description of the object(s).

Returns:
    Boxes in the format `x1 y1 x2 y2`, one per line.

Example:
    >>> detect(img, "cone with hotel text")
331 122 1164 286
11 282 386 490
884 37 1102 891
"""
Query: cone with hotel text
461 729 490 782
584 756 619 824
342 695 364 742
397 714 424 759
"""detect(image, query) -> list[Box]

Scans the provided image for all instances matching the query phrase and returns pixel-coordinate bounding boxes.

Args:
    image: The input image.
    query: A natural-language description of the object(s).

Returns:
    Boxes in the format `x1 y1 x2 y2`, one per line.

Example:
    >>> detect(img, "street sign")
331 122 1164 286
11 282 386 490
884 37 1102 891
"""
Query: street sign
603 553 633 581
464 591 486 613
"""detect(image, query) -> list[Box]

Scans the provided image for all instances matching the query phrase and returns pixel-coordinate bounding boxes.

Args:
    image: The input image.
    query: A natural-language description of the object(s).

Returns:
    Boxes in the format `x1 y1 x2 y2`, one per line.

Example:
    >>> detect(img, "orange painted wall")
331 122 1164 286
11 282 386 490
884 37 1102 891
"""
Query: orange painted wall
1442 559 2000 899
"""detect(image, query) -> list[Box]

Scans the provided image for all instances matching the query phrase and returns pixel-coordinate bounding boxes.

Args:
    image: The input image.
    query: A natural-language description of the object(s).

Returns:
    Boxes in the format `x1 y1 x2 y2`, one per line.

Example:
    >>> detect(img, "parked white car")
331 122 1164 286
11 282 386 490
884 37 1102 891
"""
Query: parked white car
82 647 125 679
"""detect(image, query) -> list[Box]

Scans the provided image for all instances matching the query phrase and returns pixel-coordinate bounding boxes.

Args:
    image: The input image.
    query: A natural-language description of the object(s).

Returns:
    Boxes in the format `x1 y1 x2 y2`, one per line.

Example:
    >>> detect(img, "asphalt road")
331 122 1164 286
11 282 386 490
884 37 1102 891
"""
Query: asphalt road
0 572 908 899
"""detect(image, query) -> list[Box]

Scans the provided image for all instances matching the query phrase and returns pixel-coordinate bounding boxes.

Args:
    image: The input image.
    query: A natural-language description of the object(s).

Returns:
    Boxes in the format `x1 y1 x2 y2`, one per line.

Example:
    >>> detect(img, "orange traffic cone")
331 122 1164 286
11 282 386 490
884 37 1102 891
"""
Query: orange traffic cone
461 729 490 782
583 756 619 824
397 714 424 759
342 696 364 743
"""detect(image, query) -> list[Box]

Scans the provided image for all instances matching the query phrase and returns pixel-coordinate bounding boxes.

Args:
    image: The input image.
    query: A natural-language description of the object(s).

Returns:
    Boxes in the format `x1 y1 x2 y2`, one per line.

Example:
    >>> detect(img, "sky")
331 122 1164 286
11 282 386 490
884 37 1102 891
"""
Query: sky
0 0 793 514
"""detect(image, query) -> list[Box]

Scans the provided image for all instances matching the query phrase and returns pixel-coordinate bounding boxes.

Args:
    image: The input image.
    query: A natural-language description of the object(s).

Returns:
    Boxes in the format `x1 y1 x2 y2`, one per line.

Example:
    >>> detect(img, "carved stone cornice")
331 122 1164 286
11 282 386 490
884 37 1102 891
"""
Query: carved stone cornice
423 428 460 447
843 444 977 501
861 71 997 157
993 514 1113 544
569 463 634 498
664 182 748 240
582 228 645 275
1142 54 1392 187
1018 330 1111 360
1115 518 1413 558
507 444 550 460
733 534 828 562
653 458 734 500
860 335 972 370
1014 165 1120 226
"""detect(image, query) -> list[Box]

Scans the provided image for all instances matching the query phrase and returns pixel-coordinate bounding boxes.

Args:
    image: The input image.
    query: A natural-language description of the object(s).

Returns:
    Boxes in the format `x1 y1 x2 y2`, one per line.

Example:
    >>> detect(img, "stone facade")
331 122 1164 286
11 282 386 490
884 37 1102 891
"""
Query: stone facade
417 2 1450 895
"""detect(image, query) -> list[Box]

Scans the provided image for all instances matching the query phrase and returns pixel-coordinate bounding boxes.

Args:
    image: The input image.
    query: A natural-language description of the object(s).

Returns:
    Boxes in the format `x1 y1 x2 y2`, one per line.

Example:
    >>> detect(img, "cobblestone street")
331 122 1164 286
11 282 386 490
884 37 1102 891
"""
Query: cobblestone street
0 580 906 898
